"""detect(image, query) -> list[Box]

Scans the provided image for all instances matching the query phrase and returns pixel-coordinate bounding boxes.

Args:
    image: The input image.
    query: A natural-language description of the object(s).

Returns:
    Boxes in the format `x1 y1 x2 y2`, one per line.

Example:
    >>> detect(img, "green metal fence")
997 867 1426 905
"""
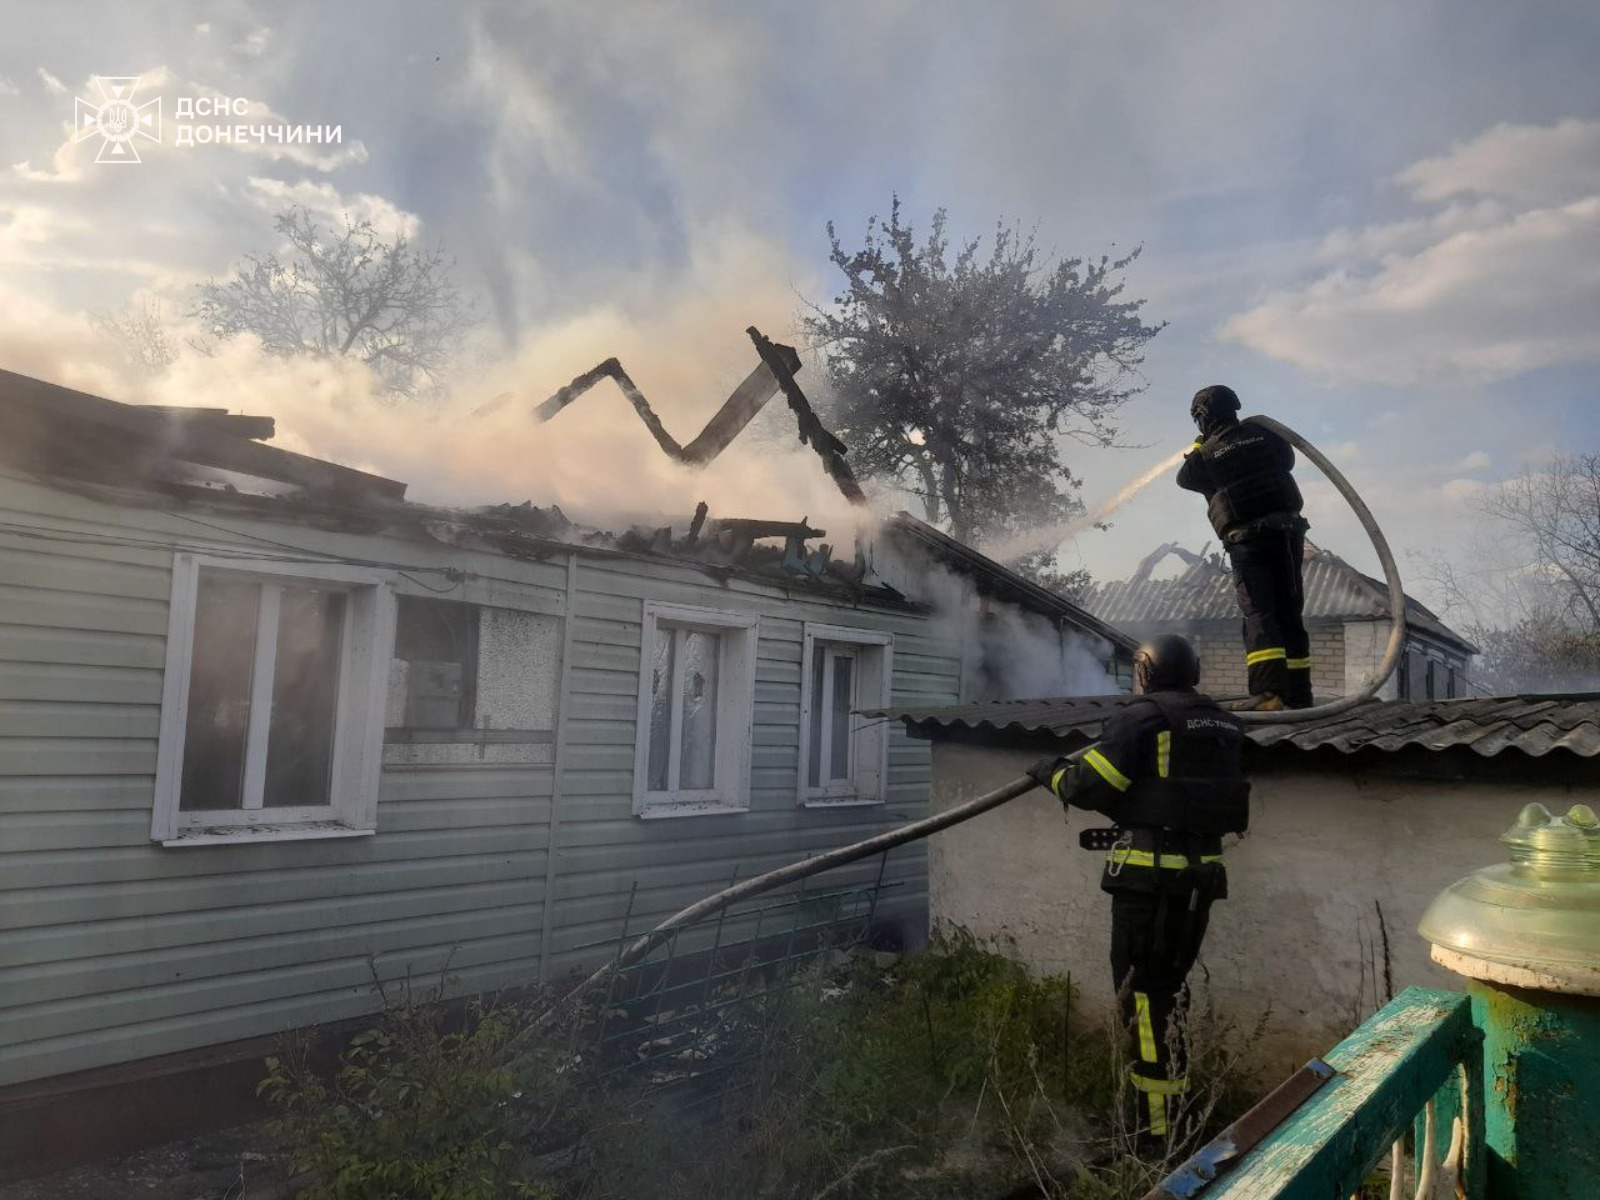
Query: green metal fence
1150 987 1485 1200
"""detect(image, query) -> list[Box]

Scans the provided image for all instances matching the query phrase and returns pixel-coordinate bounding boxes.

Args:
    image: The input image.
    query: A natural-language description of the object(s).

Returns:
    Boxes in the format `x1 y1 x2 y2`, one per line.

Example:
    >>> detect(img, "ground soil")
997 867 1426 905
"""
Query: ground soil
0 1122 291 1200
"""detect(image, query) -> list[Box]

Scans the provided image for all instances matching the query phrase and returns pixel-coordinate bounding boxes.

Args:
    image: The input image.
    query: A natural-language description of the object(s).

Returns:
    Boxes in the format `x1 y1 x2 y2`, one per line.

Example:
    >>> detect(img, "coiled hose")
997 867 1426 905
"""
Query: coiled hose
548 419 1405 1008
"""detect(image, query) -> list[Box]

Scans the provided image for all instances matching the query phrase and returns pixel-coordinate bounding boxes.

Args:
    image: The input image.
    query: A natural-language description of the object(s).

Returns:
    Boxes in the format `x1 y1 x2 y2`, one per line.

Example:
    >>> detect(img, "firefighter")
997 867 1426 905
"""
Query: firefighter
1176 384 1312 711
1028 634 1249 1147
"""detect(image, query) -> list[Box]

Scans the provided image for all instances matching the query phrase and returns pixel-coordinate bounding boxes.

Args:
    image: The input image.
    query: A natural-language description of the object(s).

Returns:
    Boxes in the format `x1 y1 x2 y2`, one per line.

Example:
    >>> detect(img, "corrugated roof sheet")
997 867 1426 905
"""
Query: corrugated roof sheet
869 693 1600 759
1081 545 1476 653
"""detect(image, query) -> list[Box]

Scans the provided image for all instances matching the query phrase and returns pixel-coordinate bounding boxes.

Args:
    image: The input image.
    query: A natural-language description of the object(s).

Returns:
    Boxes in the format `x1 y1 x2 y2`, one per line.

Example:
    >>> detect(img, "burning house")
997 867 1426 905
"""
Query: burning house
0 357 1131 1170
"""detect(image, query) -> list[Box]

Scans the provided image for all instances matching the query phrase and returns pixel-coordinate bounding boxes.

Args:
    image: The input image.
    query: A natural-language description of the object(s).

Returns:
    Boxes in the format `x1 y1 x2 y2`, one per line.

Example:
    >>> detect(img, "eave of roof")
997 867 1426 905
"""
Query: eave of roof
867 693 1600 759
883 513 1139 653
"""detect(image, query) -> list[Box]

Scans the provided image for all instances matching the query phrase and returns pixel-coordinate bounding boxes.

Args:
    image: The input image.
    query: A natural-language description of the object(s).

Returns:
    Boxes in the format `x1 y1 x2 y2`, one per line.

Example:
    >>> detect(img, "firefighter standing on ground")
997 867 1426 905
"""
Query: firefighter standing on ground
1028 635 1250 1144
1177 384 1312 711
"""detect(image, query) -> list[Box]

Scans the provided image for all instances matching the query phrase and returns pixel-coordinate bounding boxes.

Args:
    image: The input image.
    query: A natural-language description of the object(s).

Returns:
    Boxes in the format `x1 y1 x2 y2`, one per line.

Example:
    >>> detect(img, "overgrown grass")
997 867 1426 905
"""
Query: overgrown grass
261 933 1267 1199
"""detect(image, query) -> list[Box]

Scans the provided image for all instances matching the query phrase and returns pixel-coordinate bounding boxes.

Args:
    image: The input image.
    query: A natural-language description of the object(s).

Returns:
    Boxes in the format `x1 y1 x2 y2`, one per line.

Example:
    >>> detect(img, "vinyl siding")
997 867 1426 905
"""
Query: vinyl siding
0 473 558 1087
542 554 954 972
0 471 957 1088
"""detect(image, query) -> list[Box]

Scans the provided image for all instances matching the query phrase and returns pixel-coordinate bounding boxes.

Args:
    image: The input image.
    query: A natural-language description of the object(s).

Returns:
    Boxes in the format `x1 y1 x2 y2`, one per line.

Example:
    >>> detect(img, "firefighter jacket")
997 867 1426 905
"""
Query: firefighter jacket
1046 690 1250 897
1176 417 1303 541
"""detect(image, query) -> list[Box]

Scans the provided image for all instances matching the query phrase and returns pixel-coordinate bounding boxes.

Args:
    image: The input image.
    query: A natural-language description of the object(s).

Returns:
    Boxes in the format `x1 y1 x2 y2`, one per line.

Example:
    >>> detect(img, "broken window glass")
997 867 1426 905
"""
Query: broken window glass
179 571 346 812
807 650 826 788
808 644 858 792
263 587 345 807
645 625 725 794
678 630 721 790
829 653 854 782
647 628 675 791
179 574 259 811
393 597 479 729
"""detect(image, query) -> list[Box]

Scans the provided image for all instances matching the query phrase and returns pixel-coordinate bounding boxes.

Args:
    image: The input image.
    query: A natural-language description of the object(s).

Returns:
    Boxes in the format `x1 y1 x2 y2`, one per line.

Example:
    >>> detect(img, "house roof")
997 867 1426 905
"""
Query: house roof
3 368 1115 621
1082 542 1477 655
0 368 913 601
870 693 1600 759
881 513 1139 654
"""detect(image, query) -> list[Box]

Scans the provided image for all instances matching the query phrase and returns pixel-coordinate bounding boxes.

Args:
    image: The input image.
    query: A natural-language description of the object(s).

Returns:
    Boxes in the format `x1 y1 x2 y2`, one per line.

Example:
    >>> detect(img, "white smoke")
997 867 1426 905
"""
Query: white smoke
904 557 1121 700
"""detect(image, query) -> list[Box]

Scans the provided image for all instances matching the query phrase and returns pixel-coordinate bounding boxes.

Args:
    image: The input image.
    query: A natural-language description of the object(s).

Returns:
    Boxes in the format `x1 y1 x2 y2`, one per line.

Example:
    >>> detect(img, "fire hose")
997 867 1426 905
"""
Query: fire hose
548 417 1406 1014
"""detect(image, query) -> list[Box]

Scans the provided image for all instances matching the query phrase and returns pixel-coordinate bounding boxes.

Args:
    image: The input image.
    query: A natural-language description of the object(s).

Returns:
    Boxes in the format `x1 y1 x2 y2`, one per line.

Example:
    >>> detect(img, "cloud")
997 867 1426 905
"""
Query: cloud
132 227 860 534
37 69 67 96
232 27 272 58
1457 450 1491 471
1398 118 1600 206
0 77 19 97
1221 119 1600 386
246 178 421 240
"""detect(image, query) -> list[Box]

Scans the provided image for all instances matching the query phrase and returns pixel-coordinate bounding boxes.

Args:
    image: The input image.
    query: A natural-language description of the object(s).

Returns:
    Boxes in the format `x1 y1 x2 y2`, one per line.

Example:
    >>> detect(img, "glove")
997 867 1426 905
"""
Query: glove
1184 437 1204 459
1026 756 1069 793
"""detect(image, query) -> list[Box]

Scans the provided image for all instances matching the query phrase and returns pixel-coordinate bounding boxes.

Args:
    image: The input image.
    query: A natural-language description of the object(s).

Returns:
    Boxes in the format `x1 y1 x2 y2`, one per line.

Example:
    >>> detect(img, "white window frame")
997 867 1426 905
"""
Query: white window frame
152 553 397 846
798 623 893 808
632 601 759 818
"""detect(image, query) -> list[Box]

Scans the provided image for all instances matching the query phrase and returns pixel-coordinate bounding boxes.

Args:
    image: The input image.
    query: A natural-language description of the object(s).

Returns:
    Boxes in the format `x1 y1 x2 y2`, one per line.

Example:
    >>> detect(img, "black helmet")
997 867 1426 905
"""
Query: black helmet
1191 385 1241 436
1134 634 1201 693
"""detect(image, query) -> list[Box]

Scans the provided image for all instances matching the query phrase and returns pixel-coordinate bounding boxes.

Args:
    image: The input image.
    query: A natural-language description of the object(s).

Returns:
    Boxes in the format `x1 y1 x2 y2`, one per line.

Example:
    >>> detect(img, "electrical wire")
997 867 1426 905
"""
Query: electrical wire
0 517 476 587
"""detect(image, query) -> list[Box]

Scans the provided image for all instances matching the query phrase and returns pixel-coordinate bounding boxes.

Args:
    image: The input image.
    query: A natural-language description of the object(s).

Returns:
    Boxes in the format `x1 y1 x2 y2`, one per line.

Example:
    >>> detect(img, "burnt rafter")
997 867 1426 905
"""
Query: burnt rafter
532 328 867 506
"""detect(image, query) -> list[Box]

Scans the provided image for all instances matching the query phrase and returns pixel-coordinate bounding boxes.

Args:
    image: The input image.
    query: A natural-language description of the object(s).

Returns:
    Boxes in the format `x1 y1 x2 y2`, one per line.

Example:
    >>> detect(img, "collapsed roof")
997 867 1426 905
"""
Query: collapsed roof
0 352 1117 639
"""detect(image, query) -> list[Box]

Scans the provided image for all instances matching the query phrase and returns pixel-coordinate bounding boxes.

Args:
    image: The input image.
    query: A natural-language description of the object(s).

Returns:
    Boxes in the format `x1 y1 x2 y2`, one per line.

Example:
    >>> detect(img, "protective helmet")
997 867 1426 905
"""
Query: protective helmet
1190 385 1241 436
1133 634 1201 693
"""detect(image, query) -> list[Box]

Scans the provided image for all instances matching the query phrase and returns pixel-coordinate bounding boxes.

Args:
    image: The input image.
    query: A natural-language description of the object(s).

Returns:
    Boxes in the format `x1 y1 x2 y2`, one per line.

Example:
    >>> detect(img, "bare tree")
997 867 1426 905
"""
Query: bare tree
193 207 473 400
89 299 177 379
1423 454 1600 693
1480 455 1600 629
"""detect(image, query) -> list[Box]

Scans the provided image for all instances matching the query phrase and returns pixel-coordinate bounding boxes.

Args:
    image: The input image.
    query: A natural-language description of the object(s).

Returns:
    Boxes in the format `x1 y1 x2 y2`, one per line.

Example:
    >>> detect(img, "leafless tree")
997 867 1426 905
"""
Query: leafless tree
193 207 474 401
1481 455 1600 629
89 299 177 378
1422 454 1600 693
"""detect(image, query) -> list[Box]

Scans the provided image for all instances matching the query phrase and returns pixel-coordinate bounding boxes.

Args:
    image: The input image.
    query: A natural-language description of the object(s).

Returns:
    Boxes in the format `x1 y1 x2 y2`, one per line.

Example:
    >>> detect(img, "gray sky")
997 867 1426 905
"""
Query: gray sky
3 0 1598 615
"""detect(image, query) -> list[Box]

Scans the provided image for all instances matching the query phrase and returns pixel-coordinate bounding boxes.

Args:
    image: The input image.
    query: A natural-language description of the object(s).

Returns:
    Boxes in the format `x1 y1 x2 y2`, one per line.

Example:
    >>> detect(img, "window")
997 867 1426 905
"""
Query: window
798 624 893 806
632 602 758 817
1425 658 1438 701
391 597 479 730
1399 649 1423 700
152 554 395 844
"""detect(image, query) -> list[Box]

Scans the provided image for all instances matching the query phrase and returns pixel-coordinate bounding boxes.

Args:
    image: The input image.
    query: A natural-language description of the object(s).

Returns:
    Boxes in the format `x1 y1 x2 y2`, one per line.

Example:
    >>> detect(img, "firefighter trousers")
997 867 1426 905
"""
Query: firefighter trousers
1110 888 1213 1139
1224 524 1311 705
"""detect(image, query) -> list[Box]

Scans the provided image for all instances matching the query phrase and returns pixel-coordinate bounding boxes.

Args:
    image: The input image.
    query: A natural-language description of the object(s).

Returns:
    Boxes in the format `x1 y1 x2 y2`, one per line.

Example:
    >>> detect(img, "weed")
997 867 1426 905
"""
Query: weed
260 931 1268 1199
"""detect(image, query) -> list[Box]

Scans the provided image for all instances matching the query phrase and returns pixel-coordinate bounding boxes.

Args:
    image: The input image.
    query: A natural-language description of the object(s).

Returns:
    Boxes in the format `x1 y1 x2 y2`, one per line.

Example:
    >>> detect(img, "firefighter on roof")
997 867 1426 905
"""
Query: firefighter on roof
1177 384 1312 711
1028 634 1250 1147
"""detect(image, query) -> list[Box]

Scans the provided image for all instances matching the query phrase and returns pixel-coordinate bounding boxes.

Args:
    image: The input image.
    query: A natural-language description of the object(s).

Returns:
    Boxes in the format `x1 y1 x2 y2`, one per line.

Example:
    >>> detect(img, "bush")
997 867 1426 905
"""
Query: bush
260 996 573 1199
260 933 1265 1199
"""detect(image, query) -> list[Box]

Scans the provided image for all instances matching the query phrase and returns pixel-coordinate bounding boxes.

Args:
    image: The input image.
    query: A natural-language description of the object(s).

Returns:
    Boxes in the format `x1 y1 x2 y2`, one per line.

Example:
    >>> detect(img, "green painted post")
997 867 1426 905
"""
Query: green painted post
1419 802 1600 1199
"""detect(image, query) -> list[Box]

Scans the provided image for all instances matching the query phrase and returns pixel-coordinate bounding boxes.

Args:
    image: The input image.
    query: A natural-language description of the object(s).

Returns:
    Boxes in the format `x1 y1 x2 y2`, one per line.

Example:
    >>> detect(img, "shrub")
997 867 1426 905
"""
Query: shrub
259 996 572 1199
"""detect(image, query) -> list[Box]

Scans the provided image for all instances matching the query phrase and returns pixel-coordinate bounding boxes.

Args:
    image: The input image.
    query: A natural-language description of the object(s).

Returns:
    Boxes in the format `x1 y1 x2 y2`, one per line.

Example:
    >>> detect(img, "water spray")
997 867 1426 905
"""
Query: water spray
545 418 1406 1014
986 445 1192 565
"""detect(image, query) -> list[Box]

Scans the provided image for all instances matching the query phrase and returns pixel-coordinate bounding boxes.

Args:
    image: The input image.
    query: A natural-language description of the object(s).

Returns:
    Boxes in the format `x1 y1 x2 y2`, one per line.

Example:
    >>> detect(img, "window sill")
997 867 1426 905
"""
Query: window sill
158 822 376 847
802 795 886 809
636 801 751 820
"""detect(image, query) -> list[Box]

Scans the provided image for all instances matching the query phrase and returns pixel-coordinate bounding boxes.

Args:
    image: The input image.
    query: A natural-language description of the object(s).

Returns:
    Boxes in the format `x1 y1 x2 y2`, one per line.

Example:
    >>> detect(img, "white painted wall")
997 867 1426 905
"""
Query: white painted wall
926 743 1551 1079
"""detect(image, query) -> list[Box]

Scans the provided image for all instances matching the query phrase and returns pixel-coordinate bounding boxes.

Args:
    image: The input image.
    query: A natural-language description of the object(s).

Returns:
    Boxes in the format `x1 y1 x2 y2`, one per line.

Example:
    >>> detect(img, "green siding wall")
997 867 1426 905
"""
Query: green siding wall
0 472 957 1088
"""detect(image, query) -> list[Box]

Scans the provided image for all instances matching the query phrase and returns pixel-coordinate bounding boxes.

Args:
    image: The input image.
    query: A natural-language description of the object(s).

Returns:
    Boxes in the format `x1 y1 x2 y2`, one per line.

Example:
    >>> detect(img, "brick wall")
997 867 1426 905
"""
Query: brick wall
1190 622 1346 700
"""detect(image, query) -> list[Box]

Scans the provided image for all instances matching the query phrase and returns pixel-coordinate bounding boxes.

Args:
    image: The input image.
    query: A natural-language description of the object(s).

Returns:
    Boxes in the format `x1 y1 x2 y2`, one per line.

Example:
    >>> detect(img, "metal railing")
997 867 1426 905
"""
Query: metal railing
1149 987 1485 1199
